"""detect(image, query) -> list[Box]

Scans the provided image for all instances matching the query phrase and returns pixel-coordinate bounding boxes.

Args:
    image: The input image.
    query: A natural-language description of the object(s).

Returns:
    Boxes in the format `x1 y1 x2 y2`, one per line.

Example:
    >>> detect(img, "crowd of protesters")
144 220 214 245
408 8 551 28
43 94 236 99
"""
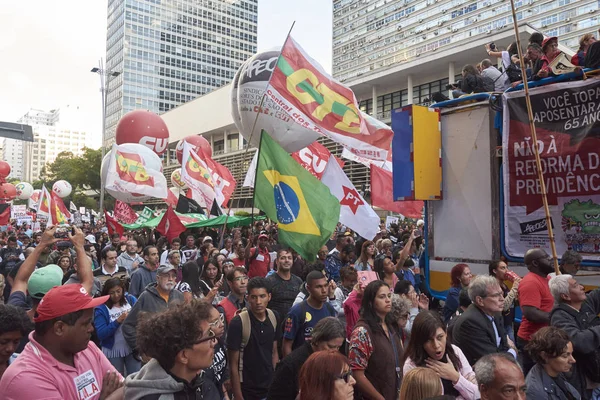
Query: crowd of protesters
0 216 598 400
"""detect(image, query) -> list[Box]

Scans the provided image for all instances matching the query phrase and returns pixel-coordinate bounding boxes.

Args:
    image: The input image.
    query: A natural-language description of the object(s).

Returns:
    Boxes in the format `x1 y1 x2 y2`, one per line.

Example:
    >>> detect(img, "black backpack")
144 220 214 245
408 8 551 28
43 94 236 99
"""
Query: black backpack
505 63 522 83
481 76 495 92
550 303 600 381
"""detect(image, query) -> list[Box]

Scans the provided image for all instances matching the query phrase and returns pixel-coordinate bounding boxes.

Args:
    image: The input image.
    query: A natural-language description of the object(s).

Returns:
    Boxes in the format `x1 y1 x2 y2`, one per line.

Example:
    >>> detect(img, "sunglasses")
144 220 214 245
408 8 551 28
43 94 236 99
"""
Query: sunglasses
337 370 353 383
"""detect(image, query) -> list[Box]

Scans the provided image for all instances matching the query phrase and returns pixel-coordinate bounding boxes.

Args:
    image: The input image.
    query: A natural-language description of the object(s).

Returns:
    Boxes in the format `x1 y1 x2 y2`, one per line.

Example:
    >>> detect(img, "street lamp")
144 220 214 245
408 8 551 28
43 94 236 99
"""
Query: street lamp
91 58 120 216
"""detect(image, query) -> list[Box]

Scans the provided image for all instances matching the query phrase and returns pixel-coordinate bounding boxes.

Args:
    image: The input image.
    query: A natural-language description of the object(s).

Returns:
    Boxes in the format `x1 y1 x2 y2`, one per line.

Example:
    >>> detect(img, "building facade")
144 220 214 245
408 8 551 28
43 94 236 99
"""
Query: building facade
332 0 598 121
1 108 89 181
103 0 258 148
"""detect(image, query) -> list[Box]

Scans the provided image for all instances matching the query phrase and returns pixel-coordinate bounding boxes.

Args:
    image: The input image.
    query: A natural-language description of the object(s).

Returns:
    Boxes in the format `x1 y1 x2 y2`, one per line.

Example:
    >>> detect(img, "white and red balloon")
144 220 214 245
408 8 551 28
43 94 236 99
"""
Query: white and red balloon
115 110 170 156
52 180 72 198
0 183 17 200
15 182 34 200
175 135 212 164
101 143 164 203
232 50 320 152
170 168 188 189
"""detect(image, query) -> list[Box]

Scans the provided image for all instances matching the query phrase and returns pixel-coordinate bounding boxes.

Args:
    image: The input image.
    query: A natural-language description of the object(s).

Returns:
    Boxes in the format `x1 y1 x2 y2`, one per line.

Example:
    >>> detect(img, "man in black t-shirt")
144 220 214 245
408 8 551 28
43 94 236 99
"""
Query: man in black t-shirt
267 249 302 327
227 277 280 400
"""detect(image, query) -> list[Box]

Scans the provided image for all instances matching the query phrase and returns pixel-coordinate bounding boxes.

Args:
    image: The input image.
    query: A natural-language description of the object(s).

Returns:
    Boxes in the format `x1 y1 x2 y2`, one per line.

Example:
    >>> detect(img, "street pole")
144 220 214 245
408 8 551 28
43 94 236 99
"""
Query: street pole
91 59 120 217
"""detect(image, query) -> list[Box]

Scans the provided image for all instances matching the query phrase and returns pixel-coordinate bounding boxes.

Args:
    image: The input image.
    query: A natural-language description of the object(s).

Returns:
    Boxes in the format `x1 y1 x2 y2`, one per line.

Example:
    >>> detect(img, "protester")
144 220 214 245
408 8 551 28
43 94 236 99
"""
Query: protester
283 270 337 357
64 256 104 298
480 59 508 91
245 232 271 278
85 244 100 270
181 234 198 261
297 350 356 400
200 257 223 303
268 317 346 400
399 367 443 400
549 274 600 399
217 266 248 325
0 304 32 379
219 237 233 259
443 263 473 323
47 240 75 267
349 280 404 400
94 277 139 376
57 255 73 282
374 254 400 289
0 284 123 399
205 305 229 399
355 241 376 271
486 41 521 84
128 246 159 298
220 259 236 296
0 236 24 278
227 277 280 400
390 293 413 346
517 248 555 376
117 239 144 274
572 33 596 66
122 264 185 353
403 310 479 399
124 300 220 400
159 237 186 266
174 260 204 302
93 248 128 288
524 326 581 400
474 353 527 400
549 250 583 277
318 245 329 262
537 36 561 79
447 288 472 341
231 239 246 267
104 233 121 252
394 280 429 335
325 243 353 283
267 248 303 327
334 266 358 327
584 41 600 68
489 260 520 342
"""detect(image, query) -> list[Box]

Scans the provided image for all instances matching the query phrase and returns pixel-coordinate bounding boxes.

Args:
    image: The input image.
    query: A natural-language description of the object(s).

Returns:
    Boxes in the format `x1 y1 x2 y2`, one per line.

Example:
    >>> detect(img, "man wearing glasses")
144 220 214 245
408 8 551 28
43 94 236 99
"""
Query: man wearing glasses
452 275 516 366
124 300 221 400
218 266 248 325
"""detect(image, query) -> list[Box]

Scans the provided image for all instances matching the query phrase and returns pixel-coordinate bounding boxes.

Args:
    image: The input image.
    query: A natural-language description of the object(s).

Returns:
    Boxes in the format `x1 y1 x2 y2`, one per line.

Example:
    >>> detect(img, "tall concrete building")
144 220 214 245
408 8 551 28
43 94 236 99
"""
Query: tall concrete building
332 0 597 121
1 107 89 181
103 0 258 147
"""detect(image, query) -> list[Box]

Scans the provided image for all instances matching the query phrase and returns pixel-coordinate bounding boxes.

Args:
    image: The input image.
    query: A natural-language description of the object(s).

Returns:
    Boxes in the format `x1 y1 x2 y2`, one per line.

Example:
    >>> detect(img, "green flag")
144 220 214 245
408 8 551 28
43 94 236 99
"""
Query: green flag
254 131 340 261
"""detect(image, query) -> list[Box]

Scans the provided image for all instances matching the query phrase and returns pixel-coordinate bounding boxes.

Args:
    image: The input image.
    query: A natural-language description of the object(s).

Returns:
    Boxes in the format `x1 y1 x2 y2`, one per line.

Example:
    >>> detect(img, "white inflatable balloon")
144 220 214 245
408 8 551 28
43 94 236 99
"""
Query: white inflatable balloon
101 143 164 203
52 180 72 198
15 182 34 200
235 50 320 152
231 58 248 138
170 168 188 190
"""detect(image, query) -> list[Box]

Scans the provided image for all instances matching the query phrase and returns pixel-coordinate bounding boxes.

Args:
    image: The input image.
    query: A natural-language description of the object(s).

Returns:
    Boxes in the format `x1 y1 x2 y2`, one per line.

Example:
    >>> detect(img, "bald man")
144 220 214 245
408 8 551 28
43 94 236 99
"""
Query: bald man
475 353 526 400
516 248 555 375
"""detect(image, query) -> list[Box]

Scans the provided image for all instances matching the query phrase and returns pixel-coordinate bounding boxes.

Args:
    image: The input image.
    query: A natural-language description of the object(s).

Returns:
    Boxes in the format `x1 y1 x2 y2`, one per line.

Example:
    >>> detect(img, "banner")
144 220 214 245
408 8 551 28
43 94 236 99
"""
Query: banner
11 205 28 220
181 142 217 209
267 36 393 161
291 141 344 180
502 78 600 259
114 200 139 224
341 148 393 172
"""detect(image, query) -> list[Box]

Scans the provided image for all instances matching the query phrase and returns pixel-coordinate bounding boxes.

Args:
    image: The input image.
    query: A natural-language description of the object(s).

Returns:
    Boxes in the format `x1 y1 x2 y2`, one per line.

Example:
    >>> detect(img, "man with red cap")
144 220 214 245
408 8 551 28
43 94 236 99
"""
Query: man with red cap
245 232 271 278
0 228 124 399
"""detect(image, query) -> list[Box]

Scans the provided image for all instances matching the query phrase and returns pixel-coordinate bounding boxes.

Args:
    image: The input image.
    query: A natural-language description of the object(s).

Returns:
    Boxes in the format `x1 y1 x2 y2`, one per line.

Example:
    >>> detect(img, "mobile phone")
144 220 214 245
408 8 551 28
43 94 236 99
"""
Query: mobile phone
54 225 72 239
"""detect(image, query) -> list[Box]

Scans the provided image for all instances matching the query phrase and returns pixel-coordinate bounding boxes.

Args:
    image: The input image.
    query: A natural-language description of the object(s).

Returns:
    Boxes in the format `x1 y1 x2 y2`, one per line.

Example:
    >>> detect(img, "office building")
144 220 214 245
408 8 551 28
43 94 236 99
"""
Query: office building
332 0 597 120
103 0 258 147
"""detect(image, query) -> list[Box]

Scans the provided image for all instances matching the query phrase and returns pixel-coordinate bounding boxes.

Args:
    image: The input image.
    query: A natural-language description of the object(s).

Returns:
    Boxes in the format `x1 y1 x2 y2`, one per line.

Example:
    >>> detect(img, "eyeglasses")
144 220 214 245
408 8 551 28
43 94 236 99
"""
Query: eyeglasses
337 370 353 383
485 291 504 299
195 328 218 345
209 313 225 329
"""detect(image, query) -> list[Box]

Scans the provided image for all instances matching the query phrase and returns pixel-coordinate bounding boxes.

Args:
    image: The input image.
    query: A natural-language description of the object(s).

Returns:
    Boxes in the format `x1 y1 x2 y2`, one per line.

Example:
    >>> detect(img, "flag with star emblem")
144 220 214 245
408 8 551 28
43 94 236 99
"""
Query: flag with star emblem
321 155 379 240
254 131 340 261
105 144 168 200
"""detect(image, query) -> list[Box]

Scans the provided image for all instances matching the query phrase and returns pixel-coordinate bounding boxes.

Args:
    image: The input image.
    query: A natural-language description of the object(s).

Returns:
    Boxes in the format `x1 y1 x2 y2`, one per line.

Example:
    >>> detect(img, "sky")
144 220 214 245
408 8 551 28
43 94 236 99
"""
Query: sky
0 0 332 149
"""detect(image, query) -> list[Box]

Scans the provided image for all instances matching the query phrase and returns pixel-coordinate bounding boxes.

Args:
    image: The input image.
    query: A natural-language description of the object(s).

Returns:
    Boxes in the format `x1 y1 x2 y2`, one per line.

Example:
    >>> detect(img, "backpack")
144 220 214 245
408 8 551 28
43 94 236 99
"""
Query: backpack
550 304 600 381
481 76 495 92
238 308 277 382
505 63 522 83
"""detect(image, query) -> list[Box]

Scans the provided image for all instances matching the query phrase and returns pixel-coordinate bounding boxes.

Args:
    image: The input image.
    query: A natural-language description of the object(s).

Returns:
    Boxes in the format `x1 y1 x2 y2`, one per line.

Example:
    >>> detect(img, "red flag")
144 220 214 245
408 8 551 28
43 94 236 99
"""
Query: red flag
113 200 138 224
104 211 124 237
50 192 71 226
156 207 186 242
165 189 178 207
0 204 10 226
370 164 424 218
292 141 345 180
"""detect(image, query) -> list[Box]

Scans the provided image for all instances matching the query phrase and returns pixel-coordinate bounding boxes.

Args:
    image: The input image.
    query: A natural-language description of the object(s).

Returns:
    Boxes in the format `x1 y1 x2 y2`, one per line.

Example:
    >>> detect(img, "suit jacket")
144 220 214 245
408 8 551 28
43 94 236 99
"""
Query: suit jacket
452 304 509 366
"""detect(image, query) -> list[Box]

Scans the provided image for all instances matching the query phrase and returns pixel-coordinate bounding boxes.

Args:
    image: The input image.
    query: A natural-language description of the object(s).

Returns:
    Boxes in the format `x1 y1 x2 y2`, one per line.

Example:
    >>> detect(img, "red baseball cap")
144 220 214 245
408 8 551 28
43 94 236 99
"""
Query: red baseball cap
34 284 109 323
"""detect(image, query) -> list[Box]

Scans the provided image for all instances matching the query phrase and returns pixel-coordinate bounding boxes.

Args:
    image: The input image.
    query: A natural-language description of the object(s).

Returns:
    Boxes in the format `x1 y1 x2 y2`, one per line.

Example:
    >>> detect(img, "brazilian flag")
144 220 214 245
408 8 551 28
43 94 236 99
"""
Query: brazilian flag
254 131 340 261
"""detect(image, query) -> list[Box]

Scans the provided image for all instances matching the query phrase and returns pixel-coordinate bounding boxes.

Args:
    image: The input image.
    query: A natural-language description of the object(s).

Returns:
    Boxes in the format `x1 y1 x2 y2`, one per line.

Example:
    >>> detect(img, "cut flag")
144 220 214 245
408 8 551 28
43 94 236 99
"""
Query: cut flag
210 199 223 217
157 206 186 243
104 211 124 237
267 36 393 161
181 142 217 209
176 194 204 215
37 186 51 220
114 200 139 224
322 155 379 240
105 144 168 200
49 192 71 226
254 131 340 261
370 164 424 218
69 201 77 212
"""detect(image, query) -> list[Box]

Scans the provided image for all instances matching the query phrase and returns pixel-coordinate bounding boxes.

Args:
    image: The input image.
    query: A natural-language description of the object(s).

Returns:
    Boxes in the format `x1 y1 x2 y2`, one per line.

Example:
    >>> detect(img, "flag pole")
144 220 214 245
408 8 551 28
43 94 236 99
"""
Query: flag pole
250 130 265 231
509 0 560 274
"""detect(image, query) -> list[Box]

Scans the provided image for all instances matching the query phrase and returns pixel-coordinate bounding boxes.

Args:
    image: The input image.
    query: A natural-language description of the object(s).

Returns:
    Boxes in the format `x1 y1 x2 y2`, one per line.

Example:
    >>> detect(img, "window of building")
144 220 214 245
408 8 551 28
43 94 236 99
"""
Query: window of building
227 133 239 151
213 139 224 154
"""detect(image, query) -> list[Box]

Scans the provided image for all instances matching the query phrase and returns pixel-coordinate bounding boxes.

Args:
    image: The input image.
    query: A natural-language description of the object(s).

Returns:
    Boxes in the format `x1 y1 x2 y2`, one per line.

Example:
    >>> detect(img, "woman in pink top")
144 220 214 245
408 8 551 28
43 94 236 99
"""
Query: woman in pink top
373 255 399 290
403 311 479 400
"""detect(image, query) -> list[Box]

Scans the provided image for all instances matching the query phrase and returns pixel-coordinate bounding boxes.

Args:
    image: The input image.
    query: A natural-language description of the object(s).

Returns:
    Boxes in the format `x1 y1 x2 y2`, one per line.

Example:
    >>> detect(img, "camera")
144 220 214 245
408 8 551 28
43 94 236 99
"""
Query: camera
489 42 497 51
445 80 461 90
54 225 73 239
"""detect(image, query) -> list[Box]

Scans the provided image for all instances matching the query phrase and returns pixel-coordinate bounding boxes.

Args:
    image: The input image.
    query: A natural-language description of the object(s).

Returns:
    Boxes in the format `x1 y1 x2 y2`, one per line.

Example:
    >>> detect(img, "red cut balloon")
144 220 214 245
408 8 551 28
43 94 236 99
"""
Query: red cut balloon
115 110 170 156
0 161 10 179
175 135 212 164
0 183 17 200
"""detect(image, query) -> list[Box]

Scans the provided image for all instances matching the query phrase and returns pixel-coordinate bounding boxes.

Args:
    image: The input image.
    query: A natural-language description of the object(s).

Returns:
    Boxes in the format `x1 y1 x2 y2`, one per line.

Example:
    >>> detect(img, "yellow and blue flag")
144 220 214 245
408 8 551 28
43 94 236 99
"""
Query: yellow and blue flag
254 131 340 261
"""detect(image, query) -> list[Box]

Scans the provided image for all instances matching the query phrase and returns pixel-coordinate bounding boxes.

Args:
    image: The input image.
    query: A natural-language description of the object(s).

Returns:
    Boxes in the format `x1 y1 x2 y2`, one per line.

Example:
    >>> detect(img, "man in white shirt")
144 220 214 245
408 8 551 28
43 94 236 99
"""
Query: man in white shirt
480 59 509 92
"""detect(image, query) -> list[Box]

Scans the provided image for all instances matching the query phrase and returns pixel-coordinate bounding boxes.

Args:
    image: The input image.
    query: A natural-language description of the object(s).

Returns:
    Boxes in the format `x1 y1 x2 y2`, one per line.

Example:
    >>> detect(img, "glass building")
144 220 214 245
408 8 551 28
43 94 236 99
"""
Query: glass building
104 0 258 147
333 0 599 122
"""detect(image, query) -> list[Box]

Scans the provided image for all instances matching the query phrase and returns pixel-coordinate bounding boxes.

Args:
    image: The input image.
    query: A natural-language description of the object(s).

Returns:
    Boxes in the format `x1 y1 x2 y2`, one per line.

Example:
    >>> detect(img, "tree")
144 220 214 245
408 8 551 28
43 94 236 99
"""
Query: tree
42 148 102 194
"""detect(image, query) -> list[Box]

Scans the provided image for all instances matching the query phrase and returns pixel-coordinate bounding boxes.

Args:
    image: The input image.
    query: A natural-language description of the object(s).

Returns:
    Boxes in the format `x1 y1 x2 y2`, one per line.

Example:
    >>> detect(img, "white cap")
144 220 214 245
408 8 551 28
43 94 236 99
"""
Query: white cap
203 236 213 243
417 219 424 227
85 234 96 244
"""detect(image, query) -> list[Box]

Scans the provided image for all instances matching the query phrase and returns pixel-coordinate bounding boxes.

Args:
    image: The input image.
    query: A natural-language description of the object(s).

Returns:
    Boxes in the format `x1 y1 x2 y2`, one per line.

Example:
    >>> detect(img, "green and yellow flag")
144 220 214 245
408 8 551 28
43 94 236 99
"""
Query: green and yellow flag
254 131 340 261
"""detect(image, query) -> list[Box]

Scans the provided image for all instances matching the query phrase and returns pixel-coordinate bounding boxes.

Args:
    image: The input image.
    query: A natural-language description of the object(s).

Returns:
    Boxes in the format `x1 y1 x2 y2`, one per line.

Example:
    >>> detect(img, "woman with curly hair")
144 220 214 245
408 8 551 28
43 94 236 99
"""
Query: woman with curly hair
124 300 220 400
524 326 580 400
298 350 356 400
